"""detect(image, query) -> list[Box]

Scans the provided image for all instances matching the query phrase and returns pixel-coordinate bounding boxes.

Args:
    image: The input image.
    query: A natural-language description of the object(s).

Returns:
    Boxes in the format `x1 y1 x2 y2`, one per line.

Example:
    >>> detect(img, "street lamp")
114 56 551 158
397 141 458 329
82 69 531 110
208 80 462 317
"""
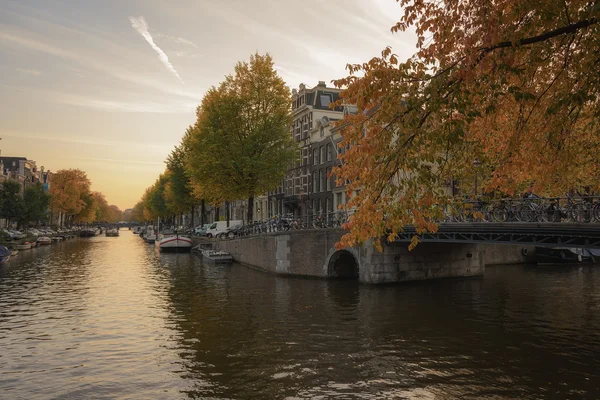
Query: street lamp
473 158 482 198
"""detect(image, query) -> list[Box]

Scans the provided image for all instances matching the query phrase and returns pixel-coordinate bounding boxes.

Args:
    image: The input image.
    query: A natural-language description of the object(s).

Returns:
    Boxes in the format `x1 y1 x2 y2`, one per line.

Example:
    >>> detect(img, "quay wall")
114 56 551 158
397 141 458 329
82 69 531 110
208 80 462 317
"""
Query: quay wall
194 230 502 284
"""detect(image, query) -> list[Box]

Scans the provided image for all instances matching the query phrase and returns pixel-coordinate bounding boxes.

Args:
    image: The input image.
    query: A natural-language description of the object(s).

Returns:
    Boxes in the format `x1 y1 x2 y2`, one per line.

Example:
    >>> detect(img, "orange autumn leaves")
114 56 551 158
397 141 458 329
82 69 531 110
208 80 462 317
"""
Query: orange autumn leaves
333 0 599 249
49 169 122 224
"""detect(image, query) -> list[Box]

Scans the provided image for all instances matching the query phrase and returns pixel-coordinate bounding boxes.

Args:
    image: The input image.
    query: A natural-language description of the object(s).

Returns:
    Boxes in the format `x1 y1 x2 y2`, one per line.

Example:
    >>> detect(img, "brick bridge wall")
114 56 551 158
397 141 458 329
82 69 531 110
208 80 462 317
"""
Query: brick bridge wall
206 229 497 284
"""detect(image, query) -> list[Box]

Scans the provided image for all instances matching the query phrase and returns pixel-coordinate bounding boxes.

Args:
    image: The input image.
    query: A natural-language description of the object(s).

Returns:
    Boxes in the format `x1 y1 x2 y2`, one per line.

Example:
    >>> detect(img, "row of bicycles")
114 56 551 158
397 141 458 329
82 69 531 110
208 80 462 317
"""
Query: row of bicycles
446 195 600 223
221 211 352 238
216 195 600 239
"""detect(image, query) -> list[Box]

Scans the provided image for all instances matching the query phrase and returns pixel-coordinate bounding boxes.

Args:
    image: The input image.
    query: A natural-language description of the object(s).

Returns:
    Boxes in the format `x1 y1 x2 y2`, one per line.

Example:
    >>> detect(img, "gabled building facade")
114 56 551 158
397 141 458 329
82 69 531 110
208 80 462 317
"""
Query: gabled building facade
268 81 345 220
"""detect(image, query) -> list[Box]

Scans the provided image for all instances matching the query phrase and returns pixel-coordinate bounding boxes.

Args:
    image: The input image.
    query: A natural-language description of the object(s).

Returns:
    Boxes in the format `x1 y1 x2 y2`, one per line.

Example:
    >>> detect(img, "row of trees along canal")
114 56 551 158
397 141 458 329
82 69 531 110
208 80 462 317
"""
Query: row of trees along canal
132 53 296 227
0 169 123 228
136 1 600 249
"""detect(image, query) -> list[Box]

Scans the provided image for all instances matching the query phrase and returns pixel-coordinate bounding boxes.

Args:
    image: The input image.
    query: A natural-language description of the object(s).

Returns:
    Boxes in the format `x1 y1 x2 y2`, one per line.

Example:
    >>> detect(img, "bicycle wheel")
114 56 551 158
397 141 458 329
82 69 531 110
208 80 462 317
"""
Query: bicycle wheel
515 204 533 222
593 202 600 222
572 203 592 223
492 206 509 222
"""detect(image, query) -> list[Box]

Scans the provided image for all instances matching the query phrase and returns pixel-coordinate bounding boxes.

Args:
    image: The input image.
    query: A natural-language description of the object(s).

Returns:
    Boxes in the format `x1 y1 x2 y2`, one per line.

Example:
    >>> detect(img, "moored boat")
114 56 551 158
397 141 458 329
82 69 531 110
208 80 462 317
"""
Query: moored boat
105 228 119 237
37 236 52 246
0 246 12 264
144 227 157 244
13 243 32 251
536 246 591 265
201 249 233 264
80 228 96 238
155 234 193 253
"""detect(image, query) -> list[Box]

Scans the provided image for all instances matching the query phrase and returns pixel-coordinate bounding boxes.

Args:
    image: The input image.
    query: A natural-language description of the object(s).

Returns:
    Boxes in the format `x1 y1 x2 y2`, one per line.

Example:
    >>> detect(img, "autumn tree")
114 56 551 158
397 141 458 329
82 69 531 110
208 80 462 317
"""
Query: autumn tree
49 169 92 227
0 180 25 227
165 142 199 226
76 191 97 224
106 205 123 223
142 174 170 222
184 53 296 223
130 201 145 223
333 0 600 249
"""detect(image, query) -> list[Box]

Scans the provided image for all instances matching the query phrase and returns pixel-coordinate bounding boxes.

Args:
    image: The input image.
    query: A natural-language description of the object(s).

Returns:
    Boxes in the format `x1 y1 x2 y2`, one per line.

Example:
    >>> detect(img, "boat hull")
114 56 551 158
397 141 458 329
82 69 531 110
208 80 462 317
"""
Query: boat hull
37 237 52 246
536 246 589 265
13 244 32 250
157 236 192 253
201 250 233 264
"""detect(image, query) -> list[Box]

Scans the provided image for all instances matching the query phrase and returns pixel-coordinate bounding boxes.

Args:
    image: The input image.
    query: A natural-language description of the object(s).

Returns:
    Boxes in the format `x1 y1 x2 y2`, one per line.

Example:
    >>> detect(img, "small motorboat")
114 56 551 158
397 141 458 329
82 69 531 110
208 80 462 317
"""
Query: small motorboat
105 228 119 237
37 236 52 246
536 246 592 265
80 229 96 238
155 234 193 253
0 246 12 265
201 249 233 264
144 227 157 244
13 243 32 251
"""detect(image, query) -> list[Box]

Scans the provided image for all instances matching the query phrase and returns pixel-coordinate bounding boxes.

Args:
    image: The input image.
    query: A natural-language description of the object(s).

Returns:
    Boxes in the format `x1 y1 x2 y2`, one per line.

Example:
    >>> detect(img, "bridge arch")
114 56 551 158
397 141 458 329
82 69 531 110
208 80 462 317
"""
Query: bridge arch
326 249 360 279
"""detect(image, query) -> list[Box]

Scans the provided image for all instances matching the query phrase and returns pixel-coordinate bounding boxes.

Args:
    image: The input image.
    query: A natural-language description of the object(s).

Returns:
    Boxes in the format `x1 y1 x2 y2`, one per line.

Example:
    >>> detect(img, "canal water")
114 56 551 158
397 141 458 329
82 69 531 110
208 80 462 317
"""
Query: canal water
1 232 599 399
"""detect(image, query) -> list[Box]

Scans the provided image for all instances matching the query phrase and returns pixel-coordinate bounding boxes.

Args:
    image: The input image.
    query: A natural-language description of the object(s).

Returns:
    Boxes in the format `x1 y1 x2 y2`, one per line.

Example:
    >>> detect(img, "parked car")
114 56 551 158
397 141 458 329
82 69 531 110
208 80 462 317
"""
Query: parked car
1 229 16 240
27 229 42 237
9 230 26 240
194 224 212 236
205 220 243 238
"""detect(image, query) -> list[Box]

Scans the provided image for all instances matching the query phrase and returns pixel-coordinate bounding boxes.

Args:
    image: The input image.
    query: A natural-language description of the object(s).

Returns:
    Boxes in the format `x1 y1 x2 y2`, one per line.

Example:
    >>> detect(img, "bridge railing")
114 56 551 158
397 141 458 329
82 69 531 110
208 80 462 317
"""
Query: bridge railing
212 196 600 239
445 195 600 224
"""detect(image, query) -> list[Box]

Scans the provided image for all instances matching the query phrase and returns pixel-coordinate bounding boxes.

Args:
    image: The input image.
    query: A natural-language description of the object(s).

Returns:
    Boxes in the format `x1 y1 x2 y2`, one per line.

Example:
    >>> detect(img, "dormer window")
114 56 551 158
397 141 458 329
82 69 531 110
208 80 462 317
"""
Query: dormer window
320 94 332 108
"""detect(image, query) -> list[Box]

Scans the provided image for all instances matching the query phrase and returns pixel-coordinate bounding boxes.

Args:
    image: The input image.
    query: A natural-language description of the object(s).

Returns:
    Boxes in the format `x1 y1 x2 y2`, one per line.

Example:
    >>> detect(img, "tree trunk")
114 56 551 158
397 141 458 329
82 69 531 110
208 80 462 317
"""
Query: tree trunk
247 196 254 224
201 200 206 225
190 205 195 228
226 201 230 227
215 206 220 222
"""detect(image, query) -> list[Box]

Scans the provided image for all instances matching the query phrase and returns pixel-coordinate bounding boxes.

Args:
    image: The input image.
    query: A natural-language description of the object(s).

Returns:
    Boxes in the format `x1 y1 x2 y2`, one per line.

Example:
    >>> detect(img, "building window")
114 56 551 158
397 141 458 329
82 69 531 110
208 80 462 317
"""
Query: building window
336 192 343 209
326 144 333 161
326 167 332 191
326 198 332 213
313 171 318 193
320 93 332 108
320 146 325 164
319 169 325 192
302 148 308 166
313 149 318 165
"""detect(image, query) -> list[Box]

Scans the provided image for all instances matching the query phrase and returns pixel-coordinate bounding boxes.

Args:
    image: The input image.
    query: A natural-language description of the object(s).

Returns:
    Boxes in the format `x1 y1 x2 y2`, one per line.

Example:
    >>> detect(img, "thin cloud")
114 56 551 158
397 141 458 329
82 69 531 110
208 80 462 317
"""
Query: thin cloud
156 33 199 48
174 37 198 47
174 51 201 58
129 16 184 83
15 68 42 76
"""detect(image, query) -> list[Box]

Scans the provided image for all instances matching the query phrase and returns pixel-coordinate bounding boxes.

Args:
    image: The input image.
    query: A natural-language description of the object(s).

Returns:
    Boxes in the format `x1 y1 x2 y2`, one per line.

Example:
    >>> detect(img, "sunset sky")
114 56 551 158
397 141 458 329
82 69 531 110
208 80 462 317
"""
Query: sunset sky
0 0 416 210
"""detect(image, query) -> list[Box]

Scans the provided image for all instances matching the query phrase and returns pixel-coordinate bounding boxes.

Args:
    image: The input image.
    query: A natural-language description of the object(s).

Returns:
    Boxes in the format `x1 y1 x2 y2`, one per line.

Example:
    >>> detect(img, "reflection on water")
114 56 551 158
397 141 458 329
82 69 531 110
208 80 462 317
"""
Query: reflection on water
1 232 599 399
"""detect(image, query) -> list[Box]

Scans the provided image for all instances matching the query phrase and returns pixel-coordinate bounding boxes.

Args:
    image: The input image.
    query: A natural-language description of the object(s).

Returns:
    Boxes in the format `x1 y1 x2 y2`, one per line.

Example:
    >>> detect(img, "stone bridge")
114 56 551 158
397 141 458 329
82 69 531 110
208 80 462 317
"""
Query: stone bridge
209 229 536 284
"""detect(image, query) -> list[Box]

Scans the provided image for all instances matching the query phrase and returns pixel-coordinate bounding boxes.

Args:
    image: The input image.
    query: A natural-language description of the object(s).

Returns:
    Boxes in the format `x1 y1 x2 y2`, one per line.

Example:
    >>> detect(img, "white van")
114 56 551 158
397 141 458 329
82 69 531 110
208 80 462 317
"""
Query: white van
206 220 243 238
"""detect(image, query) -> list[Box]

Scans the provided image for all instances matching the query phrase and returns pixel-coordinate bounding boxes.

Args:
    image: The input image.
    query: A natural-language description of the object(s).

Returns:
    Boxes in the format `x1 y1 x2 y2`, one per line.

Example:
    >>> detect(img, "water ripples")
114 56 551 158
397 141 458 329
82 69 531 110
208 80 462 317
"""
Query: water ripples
1 232 600 399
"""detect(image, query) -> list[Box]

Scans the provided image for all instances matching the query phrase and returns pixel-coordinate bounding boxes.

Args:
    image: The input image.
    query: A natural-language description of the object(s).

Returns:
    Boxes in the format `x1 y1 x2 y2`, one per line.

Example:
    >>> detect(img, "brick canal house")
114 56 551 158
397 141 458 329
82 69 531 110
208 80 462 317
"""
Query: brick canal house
267 81 351 221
